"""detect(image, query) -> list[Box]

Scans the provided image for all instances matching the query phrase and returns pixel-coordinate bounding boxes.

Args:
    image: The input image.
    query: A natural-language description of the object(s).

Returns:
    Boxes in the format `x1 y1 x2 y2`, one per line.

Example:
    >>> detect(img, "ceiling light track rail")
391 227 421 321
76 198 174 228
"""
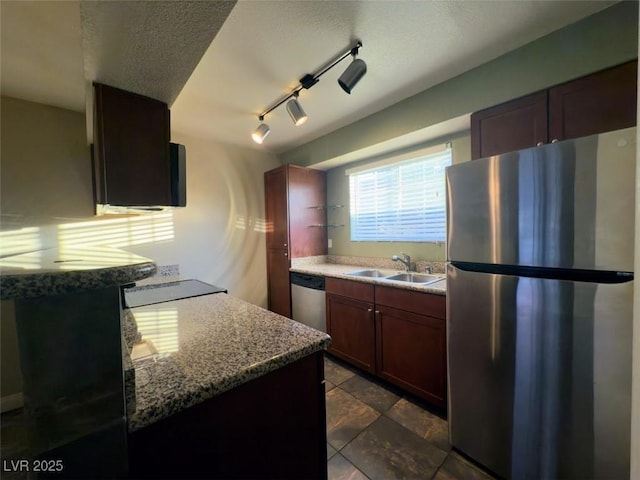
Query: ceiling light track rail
252 40 366 144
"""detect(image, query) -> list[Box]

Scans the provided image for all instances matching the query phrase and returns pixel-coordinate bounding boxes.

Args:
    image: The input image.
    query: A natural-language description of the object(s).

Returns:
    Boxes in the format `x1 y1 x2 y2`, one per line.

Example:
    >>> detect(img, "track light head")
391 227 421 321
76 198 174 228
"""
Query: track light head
252 123 270 144
286 96 308 126
338 58 367 94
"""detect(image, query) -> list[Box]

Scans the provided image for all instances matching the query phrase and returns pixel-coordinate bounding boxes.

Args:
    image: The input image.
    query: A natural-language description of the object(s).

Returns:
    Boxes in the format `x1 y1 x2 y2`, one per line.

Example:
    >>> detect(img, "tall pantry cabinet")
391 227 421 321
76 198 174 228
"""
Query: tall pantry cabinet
264 165 327 317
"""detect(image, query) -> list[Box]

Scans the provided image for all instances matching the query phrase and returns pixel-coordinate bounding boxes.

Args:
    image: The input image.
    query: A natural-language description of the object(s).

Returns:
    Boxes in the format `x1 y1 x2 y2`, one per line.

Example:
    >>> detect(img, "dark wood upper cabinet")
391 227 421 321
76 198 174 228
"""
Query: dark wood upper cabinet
471 91 548 160
93 83 172 206
471 60 638 160
264 165 327 256
548 60 638 142
265 167 289 250
287 166 327 259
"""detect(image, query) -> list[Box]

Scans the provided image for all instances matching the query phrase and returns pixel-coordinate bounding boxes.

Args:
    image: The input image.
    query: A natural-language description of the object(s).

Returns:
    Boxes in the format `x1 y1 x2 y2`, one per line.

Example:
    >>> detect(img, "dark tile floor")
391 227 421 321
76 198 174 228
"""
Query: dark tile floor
3 355 497 480
324 354 496 480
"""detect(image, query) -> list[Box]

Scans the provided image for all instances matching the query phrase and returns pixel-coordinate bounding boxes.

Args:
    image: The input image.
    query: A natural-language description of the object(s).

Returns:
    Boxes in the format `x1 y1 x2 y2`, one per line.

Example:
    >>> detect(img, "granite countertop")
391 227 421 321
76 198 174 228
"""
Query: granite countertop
126 293 331 432
290 262 447 295
0 245 156 299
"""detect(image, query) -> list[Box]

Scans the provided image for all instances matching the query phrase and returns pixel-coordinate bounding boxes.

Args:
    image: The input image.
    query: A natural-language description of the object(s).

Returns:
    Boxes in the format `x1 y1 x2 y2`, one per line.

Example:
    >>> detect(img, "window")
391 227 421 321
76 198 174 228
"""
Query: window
348 145 451 242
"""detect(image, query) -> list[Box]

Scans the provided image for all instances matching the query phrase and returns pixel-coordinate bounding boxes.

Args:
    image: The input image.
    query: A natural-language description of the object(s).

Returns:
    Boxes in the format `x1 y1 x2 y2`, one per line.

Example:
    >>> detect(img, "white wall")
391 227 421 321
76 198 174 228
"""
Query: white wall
124 131 281 305
0 96 94 221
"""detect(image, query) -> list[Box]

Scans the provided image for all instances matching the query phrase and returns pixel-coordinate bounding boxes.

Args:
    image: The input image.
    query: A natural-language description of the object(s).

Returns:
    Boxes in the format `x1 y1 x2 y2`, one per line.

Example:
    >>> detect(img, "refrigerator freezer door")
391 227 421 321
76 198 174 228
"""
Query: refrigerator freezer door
446 127 635 271
447 264 632 479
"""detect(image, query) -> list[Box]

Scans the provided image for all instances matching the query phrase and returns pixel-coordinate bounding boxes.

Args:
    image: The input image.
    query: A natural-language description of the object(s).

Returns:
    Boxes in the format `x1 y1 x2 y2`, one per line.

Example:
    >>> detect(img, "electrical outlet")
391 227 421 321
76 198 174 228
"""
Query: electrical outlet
328 238 333 248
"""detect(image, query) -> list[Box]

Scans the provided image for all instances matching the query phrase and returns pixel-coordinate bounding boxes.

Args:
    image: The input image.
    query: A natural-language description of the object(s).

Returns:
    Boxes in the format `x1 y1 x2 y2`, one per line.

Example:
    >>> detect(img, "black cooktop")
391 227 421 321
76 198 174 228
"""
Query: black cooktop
123 279 227 308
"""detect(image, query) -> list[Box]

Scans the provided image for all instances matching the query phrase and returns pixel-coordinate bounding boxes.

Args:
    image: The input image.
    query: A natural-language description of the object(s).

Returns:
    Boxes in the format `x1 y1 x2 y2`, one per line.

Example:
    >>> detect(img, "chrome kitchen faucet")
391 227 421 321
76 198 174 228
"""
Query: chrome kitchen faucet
392 253 412 272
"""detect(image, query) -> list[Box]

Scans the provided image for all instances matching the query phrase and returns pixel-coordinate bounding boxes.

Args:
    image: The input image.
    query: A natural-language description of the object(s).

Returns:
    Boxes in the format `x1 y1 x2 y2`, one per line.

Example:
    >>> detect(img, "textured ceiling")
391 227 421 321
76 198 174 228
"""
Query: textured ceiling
1 0 618 156
80 0 236 104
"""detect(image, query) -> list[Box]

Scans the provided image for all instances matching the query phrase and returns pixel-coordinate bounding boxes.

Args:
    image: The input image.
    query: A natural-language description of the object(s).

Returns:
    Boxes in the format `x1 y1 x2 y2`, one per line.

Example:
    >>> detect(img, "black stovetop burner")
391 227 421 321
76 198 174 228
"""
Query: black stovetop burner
123 279 227 308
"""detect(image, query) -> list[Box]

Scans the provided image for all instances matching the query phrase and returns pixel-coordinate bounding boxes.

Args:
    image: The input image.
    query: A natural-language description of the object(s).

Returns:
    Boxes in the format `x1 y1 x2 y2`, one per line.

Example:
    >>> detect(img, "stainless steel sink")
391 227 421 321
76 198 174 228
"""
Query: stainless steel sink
384 273 442 284
347 269 444 285
347 269 394 278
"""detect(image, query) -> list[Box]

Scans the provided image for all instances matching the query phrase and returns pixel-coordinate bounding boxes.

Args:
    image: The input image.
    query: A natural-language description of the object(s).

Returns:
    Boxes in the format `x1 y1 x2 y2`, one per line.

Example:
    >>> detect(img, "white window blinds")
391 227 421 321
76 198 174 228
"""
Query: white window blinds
348 146 452 242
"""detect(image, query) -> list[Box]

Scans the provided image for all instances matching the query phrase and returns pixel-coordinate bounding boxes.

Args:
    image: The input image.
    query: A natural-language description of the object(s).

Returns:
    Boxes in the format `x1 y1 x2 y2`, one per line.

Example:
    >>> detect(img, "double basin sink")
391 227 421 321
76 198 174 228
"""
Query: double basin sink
346 269 445 285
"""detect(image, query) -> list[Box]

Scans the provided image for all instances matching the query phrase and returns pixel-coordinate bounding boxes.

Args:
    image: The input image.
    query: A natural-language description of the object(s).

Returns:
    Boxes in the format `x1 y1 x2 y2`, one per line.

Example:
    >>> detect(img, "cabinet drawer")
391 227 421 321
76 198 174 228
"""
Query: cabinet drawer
375 286 445 319
326 278 374 303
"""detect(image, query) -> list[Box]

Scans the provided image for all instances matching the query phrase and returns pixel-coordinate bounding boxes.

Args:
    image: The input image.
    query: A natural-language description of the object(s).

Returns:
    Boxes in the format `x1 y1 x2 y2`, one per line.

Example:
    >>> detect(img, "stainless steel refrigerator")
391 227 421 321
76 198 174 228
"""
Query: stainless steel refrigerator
446 127 635 479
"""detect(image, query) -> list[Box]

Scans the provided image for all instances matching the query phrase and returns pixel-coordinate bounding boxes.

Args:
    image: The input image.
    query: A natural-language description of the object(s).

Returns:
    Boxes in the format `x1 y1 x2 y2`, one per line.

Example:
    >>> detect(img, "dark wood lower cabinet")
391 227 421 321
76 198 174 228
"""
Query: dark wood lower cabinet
128 352 327 480
326 294 375 374
376 304 446 408
326 278 376 374
325 278 446 409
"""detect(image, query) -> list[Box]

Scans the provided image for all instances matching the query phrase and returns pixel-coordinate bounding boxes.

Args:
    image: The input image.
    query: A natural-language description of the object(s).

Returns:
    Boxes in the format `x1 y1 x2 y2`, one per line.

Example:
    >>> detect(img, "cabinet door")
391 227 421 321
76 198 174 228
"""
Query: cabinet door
287 166 327 258
264 167 289 250
470 90 548 160
376 305 446 408
93 83 171 206
549 60 637 142
266 248 290 317
326 294 375 374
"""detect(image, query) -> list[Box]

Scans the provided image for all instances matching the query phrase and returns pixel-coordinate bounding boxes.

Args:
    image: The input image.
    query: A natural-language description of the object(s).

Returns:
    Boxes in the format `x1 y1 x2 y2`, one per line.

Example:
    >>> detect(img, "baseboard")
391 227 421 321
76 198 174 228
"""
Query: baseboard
1 393 24 413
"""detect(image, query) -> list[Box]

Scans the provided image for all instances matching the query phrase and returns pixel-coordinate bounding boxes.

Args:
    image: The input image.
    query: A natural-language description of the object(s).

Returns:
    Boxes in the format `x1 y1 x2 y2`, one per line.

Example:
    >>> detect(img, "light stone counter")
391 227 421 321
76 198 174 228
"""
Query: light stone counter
0 245 156 299
126 293 331 432
290 262 447 295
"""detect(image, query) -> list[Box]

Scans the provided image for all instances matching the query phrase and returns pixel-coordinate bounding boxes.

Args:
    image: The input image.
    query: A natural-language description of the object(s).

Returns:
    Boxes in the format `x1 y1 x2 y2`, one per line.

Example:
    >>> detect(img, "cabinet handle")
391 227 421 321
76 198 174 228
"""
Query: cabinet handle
284 252 288 257
284 243 288 247
551 139 559 143
536 142 544 146
367 308 373 313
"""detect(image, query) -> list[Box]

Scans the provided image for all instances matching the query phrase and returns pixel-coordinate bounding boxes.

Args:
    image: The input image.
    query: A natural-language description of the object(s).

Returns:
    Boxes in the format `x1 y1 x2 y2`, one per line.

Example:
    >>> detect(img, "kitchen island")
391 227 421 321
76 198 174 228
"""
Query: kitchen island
125 292 331 479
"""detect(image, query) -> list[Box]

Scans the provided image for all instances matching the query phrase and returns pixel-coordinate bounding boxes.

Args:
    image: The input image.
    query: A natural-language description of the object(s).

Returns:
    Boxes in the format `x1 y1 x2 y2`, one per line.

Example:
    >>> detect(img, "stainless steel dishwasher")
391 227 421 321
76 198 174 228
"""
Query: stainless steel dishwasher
290 272 326 332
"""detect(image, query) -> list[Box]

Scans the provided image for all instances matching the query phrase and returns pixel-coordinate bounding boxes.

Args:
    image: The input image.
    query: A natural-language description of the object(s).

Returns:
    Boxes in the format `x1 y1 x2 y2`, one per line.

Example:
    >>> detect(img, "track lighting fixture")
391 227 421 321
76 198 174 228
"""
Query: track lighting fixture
251 40 366 144
286 92 307 126
251 120 270 144
338 58 367 94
